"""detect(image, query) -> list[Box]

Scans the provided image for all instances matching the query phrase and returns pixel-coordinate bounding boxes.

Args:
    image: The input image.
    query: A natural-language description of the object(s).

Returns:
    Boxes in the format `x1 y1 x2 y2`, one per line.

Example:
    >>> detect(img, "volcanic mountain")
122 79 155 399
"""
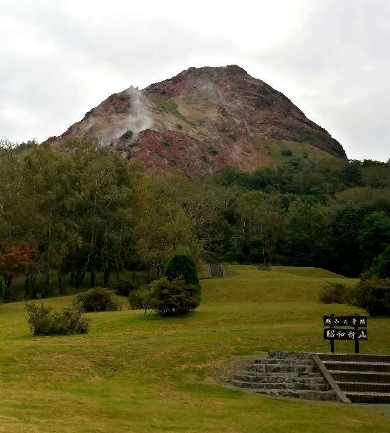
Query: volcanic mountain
48 65 346 176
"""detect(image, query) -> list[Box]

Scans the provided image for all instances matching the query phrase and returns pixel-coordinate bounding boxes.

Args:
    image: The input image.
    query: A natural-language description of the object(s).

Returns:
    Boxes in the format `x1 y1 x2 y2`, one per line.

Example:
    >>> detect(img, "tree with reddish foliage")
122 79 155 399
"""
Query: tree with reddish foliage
0 242 35 292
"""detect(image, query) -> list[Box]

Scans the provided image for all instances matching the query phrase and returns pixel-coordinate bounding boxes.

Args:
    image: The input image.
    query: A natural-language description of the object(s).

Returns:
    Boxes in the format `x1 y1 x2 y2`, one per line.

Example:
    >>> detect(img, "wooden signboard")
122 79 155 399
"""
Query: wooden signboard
323 328 368 341
323 315 367 328
323 314 367 354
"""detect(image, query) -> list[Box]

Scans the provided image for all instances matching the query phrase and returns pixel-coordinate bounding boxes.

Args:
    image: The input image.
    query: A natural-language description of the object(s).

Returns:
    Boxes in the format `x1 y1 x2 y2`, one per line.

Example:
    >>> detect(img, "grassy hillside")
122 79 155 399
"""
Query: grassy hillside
249 137 335 168
0 266 389 432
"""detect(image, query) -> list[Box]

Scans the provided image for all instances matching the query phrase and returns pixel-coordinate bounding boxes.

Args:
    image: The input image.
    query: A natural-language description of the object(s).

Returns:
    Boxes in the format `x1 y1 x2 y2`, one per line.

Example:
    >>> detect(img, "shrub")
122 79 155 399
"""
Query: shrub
25 302 89 335
350 276 390 316
115 280 138 297
207 146 218 155
0 276 5 300
371 245 390 278
319 282 348 304
74 288 121 312
128 288 151 314
148 277 201 316
281 149 293 156
165 254 199 286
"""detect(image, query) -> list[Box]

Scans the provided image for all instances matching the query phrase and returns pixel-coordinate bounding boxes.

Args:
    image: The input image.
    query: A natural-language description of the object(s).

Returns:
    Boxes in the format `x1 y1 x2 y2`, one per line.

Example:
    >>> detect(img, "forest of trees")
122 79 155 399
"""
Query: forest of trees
1 138 389 300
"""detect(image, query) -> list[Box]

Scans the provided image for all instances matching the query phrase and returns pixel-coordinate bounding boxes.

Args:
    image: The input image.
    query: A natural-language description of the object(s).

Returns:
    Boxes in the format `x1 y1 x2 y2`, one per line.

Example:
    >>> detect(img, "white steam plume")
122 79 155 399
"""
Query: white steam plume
96 86 154 147
122 86 154 143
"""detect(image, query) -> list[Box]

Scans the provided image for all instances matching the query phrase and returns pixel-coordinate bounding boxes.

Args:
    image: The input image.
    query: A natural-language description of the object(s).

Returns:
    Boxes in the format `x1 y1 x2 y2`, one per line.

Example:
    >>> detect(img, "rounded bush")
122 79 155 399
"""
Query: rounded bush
372 245 390 278
351 276 390 316
25 302 89 335
74 288 121 312
115 280 138 297
319 282 348 304
128 288 150 312
148 277 201 316
165 254 199 286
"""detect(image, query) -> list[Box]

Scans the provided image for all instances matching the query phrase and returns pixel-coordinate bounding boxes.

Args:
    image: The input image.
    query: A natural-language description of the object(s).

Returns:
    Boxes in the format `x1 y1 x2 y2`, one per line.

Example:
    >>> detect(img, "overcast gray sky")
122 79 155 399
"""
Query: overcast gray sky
1 0 389 161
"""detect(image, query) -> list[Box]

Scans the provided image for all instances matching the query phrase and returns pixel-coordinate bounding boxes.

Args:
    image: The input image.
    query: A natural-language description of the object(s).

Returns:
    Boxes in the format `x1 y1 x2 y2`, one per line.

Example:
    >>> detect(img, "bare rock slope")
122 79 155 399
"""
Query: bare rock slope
48 65 346 176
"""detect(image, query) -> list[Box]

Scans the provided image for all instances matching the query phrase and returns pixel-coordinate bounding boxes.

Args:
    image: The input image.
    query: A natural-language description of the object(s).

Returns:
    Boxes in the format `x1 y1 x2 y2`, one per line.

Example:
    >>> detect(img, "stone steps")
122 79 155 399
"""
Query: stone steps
338 381 390 393
232 380 329 391
268 352 313 363
252 358 312 365
318 354 390 404
229 352 335 401
345 392 390 404
323 361 390 372
235 386 336 401
247 364 315 374
229 352 390 403
235 372 326 384
328 370 390 383
319 354 390 363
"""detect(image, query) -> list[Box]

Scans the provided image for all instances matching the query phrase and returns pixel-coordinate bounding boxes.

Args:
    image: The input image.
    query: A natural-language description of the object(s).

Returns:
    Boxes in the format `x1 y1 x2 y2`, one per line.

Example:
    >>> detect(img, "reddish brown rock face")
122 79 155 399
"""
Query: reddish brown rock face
47 65 346 176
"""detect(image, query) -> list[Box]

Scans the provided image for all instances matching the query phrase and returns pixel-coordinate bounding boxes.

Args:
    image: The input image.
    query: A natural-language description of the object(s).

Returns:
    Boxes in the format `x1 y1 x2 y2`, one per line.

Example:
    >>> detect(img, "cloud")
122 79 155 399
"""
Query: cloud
0 0 388 161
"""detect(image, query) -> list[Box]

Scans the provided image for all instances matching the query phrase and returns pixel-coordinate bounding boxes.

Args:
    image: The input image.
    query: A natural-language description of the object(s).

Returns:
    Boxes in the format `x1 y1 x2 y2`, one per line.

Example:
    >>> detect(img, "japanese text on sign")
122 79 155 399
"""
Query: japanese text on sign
324 328 368 340
323 315 367 328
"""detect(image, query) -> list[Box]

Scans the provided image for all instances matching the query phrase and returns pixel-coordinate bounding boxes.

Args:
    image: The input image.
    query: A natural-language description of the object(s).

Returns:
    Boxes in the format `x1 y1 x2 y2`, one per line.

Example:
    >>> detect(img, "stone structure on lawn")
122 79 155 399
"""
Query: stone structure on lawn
203 263 225 278
228 351 390 404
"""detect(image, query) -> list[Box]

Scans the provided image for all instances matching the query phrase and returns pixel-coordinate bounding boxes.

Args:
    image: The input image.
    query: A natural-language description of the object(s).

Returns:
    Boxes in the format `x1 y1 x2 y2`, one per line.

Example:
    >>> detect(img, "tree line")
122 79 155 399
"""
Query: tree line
0 138 389 299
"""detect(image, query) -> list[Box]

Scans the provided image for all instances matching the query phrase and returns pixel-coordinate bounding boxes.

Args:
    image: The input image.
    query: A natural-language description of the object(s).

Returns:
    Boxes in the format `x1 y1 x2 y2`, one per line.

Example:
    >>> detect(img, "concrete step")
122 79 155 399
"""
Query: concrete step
329 370 390 383
296 390 337 401
338 381 390 393
345 392 390 404
232 352 390 404
247 364 314 374
253 358 312 365
268 351 313 361
318 354 390 363
231 380 329 392
234 372 326 384
243 366 322 378
238 386 336 401
323 361 390 373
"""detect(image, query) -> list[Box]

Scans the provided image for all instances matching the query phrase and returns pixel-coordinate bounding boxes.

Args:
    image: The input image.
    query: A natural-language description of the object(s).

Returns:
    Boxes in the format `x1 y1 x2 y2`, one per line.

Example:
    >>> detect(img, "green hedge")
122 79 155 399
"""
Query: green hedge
26 302 89 335
74 288 121 312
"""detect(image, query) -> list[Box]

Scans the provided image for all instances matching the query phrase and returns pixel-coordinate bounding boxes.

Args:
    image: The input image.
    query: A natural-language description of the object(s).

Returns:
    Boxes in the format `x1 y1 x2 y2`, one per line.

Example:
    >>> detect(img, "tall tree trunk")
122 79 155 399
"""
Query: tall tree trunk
132 270 136 284
75 272 85 288
24 273 30 298
58 272 68 295
6 275 14 290
44 270 50 298
90 270 96 288
104 267 110 286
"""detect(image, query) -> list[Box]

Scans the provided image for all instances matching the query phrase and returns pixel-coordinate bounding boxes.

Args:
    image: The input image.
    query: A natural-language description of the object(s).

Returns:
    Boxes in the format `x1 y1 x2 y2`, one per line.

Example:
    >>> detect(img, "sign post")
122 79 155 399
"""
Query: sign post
354 313 360 355
323 314 368 354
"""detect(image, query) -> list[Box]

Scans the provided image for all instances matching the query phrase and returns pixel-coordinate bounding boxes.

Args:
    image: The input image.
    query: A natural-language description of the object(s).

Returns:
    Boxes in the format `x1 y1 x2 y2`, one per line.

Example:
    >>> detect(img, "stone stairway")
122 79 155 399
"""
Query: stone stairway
318 354 390 404
229 351 337 401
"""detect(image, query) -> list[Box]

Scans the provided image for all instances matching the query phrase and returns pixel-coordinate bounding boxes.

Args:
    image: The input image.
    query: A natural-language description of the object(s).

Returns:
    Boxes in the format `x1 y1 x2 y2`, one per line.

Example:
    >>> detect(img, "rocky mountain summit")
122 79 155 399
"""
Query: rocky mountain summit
48 65 346 176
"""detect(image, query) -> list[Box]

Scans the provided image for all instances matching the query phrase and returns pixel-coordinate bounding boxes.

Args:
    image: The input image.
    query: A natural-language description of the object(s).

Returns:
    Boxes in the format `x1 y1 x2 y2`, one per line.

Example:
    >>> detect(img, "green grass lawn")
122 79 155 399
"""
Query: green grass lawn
0 266 389 432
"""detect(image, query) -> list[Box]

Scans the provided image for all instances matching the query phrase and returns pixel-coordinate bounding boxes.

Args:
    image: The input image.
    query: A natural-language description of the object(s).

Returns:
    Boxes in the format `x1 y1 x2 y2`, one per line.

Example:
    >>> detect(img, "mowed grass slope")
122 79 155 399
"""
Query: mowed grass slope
0 266 389 432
